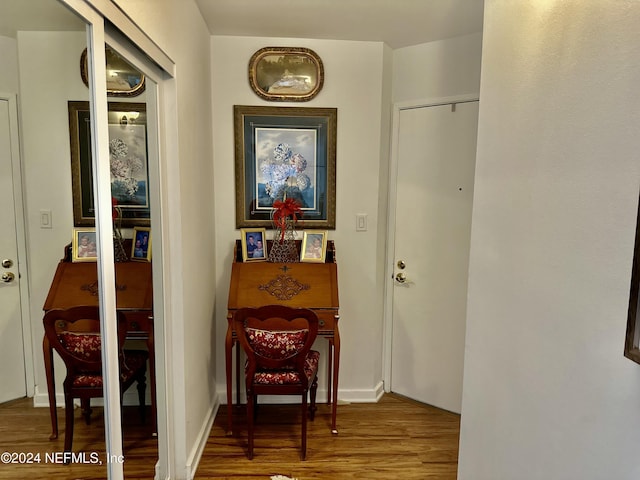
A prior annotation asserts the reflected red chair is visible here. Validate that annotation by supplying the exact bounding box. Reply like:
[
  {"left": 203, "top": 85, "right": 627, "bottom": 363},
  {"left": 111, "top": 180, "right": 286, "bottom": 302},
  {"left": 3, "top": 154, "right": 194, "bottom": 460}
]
[
  {"left": 233, "top": 305, "right": 320, "bottom": 460},
  {"left": 43, "top": 306, "right": 148, "bottom": 453}
]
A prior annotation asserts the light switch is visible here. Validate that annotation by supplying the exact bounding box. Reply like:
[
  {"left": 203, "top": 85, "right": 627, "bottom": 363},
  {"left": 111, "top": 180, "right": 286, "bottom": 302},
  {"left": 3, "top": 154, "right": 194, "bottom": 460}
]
[
  {"left": 356, "top": 213, "right": 367, "bottom": 232},
  {"left": 40, "top": 209, "right": 52, "bottom": 229}
]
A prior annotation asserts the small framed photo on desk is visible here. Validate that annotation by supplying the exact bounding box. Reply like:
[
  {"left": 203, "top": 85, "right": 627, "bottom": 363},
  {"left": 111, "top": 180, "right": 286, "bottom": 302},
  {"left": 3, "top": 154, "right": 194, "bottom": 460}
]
[
  {"left": 241, "top": 228, "right": 267, "bottom": 261},
  {"left": 301, "top": 230, "right": 327, "bottom": 263},
  {"left": 72, "top": 228, "right": 97, "bottom": 262},
  {"left": 131, "top": 226, "right": 152, "bottom": 262}
]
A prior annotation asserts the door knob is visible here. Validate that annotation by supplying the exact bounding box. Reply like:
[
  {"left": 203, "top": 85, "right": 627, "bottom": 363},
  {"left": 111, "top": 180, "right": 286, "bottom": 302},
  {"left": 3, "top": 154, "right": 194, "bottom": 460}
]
[
  {"left": 397, "top": 260, "right": 406, "bottom": 269},
  {"left": 395, "top": 272, "right": 407, "bottom": 283},
  {"left": 2, "top": 259, "right": 13, "bottom": 268},
  {"left": 1, "top": 272, "right": 15, "bottom": 283}
]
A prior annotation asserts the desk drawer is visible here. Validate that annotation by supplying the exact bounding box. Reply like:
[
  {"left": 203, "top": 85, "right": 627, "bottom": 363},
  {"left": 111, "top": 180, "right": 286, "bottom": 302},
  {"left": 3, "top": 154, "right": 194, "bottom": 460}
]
[
  {"left": 316, "top": 310, "right": 338, "bottom": 333},
  {"left": 121, "top": 310, "right": 153, "bottom": 338}
]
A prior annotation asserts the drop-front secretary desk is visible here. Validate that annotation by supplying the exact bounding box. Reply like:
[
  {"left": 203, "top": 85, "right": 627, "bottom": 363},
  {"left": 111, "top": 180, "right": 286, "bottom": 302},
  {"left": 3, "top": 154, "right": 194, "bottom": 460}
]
[
  {"left": 42, "top": 243, "right": 155, "bottom": 439},
  {"left": 226, "top": 240, "right": 340, "bottom": 434}
]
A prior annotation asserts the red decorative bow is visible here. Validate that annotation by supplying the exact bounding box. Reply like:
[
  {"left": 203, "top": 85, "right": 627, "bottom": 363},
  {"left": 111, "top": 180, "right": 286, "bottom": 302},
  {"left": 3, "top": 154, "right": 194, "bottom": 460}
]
[
  {"left": 112, "top": 197, "right": 119, "bottom": 221},
  {"left": 272, "top": 198, "right": 302, "bottom": 242}
]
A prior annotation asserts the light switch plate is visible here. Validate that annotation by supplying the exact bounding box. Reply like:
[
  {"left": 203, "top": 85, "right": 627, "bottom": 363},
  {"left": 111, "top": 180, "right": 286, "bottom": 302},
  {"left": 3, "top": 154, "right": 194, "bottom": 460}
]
[
  {"left": 40, "top": 209, "right": 52, "bottom": 229},
  {"left": 356, "top": 213, "right": 367, "bottom": 232}
]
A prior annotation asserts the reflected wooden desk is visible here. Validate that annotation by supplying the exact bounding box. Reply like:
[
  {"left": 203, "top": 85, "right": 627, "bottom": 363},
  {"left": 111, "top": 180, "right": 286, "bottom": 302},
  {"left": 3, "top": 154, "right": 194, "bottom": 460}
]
[
  {"left": 226, "top": 240, "right": 340, "bottom": 435},
  {"left": 42, "top": 257, "right": 155, "bottom": 439}
]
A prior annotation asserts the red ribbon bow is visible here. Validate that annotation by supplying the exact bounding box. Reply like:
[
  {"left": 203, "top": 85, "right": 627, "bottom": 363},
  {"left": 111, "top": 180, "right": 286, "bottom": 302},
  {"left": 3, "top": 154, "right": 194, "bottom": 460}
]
[{"left": 272, "top": 198, "right": 302, "bottom": 242}]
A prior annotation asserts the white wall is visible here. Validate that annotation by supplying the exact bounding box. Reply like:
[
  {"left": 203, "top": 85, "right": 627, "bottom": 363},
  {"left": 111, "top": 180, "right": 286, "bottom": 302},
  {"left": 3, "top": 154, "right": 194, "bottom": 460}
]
[
  {"left": 0, "top": 36, "right": 19, "bottom": 92},
  {"left": 393, "top": 32, "right": 482, "bottom": 103},
  {"left": 112, "top": 1, "right": 216, "bottom": 475},
  {"left": 211, "top": 36, "right": 389, "bottom": 402},
  {"left": 459, "top": 2, "right": 640, "bottom": 479},
  {"left": 17, "top": 31, "right": 90, "bottom": 400}
]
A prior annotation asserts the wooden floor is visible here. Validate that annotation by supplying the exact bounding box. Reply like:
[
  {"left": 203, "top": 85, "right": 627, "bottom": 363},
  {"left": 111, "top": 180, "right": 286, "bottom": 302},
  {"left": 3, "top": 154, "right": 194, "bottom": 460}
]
[
  {"left": 197, "top": 394, "right": 460, "bottom": 480},
  {"left": 0, "top": 397, "right": 157, "bottom": 480},
  {"left": 0, "top": 394, "right": 460, "bottom": 479}
]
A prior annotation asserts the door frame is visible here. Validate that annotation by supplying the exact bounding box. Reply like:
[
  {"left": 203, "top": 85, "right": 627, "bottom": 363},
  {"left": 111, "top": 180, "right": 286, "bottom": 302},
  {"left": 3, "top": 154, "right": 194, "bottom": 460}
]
[
  {"left": 1, "top": 92, "right": 34, "bottom": 397},
  {"left": 382, "top": 94, "right": 479, "bottom": 392}
]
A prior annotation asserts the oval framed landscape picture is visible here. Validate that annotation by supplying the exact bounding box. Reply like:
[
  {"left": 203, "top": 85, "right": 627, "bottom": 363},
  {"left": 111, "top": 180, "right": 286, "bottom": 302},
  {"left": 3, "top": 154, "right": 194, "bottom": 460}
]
[{"left": 248, "top": 47, "right": 324, "bottom": 102}]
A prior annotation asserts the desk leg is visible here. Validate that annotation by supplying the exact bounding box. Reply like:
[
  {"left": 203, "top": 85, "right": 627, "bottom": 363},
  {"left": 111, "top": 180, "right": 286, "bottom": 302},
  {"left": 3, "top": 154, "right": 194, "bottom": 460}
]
[
  {"left": 331, "top": 330, "right": 340, "bottom": 434},
  {"left": 326, "top": 340, "right": 333, "bottom": 404},
  {"left": 43, "top": 336, "right": 58, "bottom": 440},
  {"left": 147, "top": 326, "right": 157, "bottom": 436},
  {"left": 225, "top": 325, "right": 233, "bottom": 435}
]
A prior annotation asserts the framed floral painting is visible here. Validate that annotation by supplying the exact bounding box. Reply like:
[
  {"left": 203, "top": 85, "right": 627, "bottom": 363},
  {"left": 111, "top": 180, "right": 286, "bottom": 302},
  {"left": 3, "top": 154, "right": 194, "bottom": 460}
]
[
  {"left": 68, "top": 101, "right": 150, "bottom": 227},
  {"left": 233, "top": 105, "right": 337, "bottom": 229}
]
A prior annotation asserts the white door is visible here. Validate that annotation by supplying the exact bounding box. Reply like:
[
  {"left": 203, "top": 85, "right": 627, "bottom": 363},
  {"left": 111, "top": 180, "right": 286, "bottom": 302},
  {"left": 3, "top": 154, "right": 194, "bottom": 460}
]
[
  {"left": 0, "top": 97, "right": 27, "bottom": 404},
  {"left": 390, "top": 101, "right": 478, "bottom": 413}
]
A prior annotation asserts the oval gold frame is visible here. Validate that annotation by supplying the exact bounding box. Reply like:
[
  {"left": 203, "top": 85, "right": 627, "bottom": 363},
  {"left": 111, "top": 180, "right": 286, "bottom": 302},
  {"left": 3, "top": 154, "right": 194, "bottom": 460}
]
[
  {"left": 80, "top": 46, "right": 146, "bottom": 97},
  {"left": 249, "top": 47, "right": 324, "bottom": 102}
]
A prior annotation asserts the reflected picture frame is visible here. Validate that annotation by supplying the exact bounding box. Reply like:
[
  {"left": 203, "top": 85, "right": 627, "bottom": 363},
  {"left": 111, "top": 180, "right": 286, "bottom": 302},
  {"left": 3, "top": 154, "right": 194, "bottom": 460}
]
[
  {"left": 131, "top": 226, "right": 152, "bottom": 262},
  {"left": 248, "top": 46, "right": 324, "bottom": 102},
  {"left": 80, "top": 46, "right": 146, "bottom": 97},
  {"left": 234, "top": 105, "right": 337, "bottom": 229},
  {"left": 68, "top": 101, "right": 150, "bottom": 228},
  {"left": 300, "top": 230, "right": 328, "bottom": 263},
  {"left": 240, "top": 228, "right": 268, "bottom": 262},
  {"left": 72, "top": 228, "right": 98, "bottom": 262}
]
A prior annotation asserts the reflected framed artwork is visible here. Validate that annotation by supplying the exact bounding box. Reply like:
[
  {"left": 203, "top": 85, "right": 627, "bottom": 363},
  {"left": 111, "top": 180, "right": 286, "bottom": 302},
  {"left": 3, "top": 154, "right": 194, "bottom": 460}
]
[
  {"left": 80, "top": 46, "right": 146, "bottom": 97},
  {"left": 248, "top": 47, "right": 324, "bottom": 102},
  {"left": 72, "top": 228, "right": 97, "bottom": 262},
  {"left": 131, "top": 226, "right": 152, "bottom": 262},
  {"left": 234, "top": 105, "right": 337, "bottom": 229},
  {"left": 68, "top": 101, "right": 150, "bottom": 228}
]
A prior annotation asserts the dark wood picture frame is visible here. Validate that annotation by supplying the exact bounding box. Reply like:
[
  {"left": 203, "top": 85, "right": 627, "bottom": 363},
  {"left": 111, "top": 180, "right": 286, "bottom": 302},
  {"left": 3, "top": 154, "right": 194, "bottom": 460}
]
[
  {"left": 68, "top": 101, "right": 150, "bottom": 228},
  {"left": 233, "top": 105, "right": 337, "bottom": 229}
]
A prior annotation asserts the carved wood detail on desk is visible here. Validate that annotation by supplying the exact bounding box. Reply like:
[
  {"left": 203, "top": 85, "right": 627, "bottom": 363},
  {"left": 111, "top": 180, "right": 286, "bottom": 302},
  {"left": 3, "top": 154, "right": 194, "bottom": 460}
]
[{"left": 258, "top": 273, "right": 311, "bottom": 300}]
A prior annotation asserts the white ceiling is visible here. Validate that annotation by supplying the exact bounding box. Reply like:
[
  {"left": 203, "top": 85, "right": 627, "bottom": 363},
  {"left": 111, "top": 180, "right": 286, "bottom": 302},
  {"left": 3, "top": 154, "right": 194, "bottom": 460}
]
[
  {"left": 0, "top": 0, "right": 484, "bottom": 49},
  {"left": 195, "top": 0, "right": 485, "bottom": 49}
]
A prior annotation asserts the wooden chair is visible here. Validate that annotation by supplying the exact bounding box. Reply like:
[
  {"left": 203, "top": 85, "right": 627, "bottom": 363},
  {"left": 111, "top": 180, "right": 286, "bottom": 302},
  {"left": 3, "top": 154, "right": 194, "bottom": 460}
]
[
  {"left": 43, "top": 306, "right": 148, "bottom": 453},
  {"left": 233, "top": 305, "right": 320, "bottom": 460}
]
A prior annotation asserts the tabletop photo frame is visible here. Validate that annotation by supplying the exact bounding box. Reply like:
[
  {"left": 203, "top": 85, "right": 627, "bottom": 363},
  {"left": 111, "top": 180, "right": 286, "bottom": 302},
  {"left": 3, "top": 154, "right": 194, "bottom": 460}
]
[
  {"left": 131, "top": 226, "right": 152, "bottom": 262},
  {"left": 240, "top": 228, "right": 268, "bottom": 262},
  {"left": 72, "top": 228, "right": 98, "bottom": 262},
  {"left": 300, "top": 230, "right": 328, "bottom": 263}
]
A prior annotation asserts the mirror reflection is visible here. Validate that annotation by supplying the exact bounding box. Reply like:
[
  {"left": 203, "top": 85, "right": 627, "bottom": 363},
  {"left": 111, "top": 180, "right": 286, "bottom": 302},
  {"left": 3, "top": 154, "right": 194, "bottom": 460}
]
[{"left": 0, "top": 1, "right": 157, "bottom": 477}]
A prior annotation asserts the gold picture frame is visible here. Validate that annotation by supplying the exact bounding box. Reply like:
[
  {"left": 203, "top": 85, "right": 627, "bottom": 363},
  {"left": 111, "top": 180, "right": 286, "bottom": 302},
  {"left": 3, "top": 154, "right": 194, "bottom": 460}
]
[
  {"left": 240, "top": 228, "right": 268, "bottom": 262},
  {"left": 248, "top": 47, "right": 324, "bottom": 102},
  {"left": 300, "top": 230, "right": 328, "bottom": 263},
  {"left": 80, "top": 46, "right": 146, "bottom": 97},
  {"left": 131, "top": 227, "right": 152, "bottom": 262},
  {"left": 72, "top": 228, "right": 97, "bottom": 262}
]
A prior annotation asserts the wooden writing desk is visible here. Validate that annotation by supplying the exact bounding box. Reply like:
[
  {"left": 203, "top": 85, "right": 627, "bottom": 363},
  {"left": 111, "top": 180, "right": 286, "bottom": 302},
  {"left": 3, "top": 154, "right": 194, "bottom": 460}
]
[
  {"left": 42, "top": 248, "right": 155, "bottom": 439},
  {"left": 226, "top": 240, "right": 340, "bottom": 434}
]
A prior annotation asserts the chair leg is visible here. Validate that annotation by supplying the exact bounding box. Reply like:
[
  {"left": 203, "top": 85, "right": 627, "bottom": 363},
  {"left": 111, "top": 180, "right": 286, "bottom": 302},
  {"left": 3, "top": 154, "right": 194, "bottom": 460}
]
[
  {"left": 309, "top": 374, "right": 318, "bottom": 421},
  {"left": 64, "top": 393, "right": 75, "bottom": 458},
  {"left": 136, "top": 373, "right": 147, "bottom": 424},
  {"left": 301, "top": 390, "right": 308, "bottom": 460},
  {"left": 247, "top": 390, "right": 255, "bottom": 460},
  {"left": 81, "top": 398, "right": 92, "bottom": 425}
]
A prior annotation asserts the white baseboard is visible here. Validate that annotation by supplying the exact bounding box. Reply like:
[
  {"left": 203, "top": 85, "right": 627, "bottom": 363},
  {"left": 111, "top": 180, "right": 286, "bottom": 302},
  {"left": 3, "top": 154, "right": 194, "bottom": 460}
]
[
  {"left": 216, "top": 380, "right": 385, "bottom": 405},
  {"left": 185, "top": 395, "right": 219, "bottom": 480}
]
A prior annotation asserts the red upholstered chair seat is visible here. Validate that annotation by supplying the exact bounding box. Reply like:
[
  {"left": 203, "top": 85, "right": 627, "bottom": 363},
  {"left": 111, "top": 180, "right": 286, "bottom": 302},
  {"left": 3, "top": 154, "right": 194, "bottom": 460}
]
[
  {"left": 43, "top": 306, "right": 148, "bottom": 454},
  {"left": 253, "top": 350, "right": 320, "bottom": 385}
]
